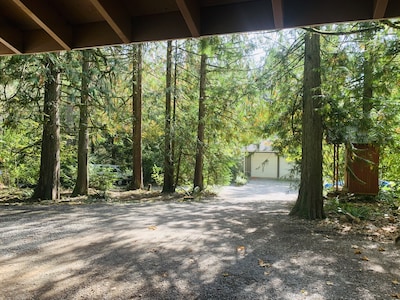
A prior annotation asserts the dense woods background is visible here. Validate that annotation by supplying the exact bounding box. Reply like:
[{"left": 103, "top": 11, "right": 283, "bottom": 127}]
[
  {"left": 0, "top": 35, "right": 267, "bottom": 193},
  {"left": 1, "top": 22, "right": 400, "bottom": 216}
]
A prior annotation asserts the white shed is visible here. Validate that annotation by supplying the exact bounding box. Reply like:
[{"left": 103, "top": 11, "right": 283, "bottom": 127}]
[{"left": 244, "top": 141, "right": 296, "bottom": 179}]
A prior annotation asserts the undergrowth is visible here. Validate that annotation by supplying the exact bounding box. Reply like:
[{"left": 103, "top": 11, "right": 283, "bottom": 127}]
[{"left": 324, "top": 188, "right": 400, "bottom": 221}]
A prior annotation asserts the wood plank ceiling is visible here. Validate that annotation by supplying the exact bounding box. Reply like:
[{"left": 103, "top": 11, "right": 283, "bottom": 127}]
[{"left": 0, "top": 0, "right": 398, "bottom": 55}]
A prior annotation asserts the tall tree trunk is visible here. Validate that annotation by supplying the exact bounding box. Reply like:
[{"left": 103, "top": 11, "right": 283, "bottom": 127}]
[
  {"left": 162, "top": 40, "right": 175, "bottom": 193},
  {"left": 110, "top": 135, "right": 117, "bottom": 165},
  {"left": 193, "top": 40, "right": 208, "bottom": 191},
  {"left": 175, "top": 147, "right": 182, "bottom": 187},
  {"left": 32, "top": 54, "right": 61, "bottom": 201},
  {"left": 72, "top": 50, "right": 90, "bottom": 196},
  {"left": 172, "top": 41, "right": 179, "bottom": 187},
  {"left": 290, "top": 32, "right": 324, "bottom": 219},
  {"left": 362, "top": 30, "right": 374, "bottom": 130},
  {"left": 130, "top": 43, "right": 144, "bottom": 190}
]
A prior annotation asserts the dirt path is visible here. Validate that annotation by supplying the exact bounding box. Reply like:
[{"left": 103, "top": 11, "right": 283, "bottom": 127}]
[{"left": 0, "top": 179, "right": 399, "bottom": 299}]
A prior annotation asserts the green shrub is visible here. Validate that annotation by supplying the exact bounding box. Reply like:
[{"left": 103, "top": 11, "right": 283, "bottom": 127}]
[
  {"left": 324, "top": 197, "right": 341, "bottom": 214},
  {"left": 377, "top": 187, "right": 400, "bottom": 209},
  {"left": 341, "top": 203, "right": 372, "bottom": 220},
  {"left": 151, "top": 164, "right": 164, "bottom": 186},
  {"left": 89, "top": 166, "right": 115, "bottom": 191},
  {"left": 234, "top": 172, "right": 248, "bottom": 186},
  {"left": 324, "top": 197, "right": 374, "bottom": 220}
]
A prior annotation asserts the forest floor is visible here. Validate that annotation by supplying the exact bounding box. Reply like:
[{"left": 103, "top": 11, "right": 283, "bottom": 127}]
[{"left": 0, "top": 179, "right": 400, "bottom": 299}]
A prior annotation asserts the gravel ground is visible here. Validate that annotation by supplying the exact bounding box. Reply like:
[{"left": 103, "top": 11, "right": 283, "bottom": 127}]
[{"left": 0, "top": 179, "right": 399, "bottom": 300}]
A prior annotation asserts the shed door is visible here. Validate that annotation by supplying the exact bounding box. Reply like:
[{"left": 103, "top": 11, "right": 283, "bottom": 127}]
[
  {"left": 346, "top": 144, "right": 379, "bottom": 195},
  {"left": 251, "top": 152, "right": 278, "bottom": 178}
]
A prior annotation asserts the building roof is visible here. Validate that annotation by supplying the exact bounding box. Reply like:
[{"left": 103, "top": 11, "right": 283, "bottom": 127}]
[{"left": 0, "top": 0, "right": 399, "bottom": 55}]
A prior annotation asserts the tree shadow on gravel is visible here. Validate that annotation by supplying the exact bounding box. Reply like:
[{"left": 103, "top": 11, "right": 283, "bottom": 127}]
[{"left": 0, "top": 180, "right": 399, "bottom": 299}]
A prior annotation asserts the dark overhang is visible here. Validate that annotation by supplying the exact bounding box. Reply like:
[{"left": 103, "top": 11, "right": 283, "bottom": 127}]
[{"left": 0, "top": 0, "right": 398, "bottom": 55}]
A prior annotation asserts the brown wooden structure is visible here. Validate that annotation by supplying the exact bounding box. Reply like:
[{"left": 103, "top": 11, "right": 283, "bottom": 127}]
[
  {"left": 0, "top": 0, "right": 399, "bottom": 55},
  {"left": 346, "top": 144, "right": 379, "bottom": 195}
]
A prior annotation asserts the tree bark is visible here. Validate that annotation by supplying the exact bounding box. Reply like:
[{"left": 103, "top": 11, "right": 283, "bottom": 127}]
[
  {"left": 162, "top": 40, "right": 175, "bottom": 193},
  {"left": 32, "top": 54, "right": 61, "bottom": 201},
  {"left": 193, "top": 40, "right": 208, "bottom": 191},
  {"left": 130, "top": 44, "right": 144, "bottom": 190},
  {"left": 289, "top": 32, "right": 324, "bottom": 219},
  {"left": 361, "top": 30, "right": 374, "bottom": 129},
  {"left": 72, "top": 50, "right": 90, "bottom": 196},
  {"left": 172, "top": 42, "right": 179, "bottom": 187}
]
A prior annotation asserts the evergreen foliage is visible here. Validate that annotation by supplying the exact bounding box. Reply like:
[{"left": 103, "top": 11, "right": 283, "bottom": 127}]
[
  {"left": 0, "top": 35, "right": 266, "bottom": 190},
  {"left": 2, "top": 21, "right": 400, "bottom": 204}
]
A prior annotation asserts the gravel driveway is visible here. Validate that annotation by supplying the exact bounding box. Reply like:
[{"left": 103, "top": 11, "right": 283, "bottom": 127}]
[{"left": 0, "top": 179, "right": 399, "bottom": 299}]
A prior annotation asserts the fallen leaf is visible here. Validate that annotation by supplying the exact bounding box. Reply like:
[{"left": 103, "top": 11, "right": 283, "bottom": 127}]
[
  {"left": 300, "top": 289, "right": 308, "bottom": 295},
  {"left": 148, "top": 225, "right": 157, "bottom": 230},
  {"left": 326, "top": 281, "right": 334, "bottom": 286},
  {"left": 382, "top": 226, "right": 397, "bottom": 233},
  {"left": 222, "top": 273, "right": 229, "bottom": 277},
  {"left": 264, "top": 271, "right": 270, "bottom": 276},
  {"left": 237, "top": 246, "right": 246, "bottom": 256},
  {"left": 354, "top": 249, "right": 362, "bottom": 255},
  {"left": 392, "top": 279, "right": 400, "bottom": 285},
  {"left": 258, "top": 259, "right": 271, "bottom": 268},
  {"left": 361, "top": 256, "right": 369, "bottom": 261},
  {"left": 378, "top": 247, "right": 386, "bottom": 252},
  {"left": 391, "top": 293, "right": 400, "bottom": 299},
  {"left": 237, "top": 246, "right": 245, "bottom": 251}
]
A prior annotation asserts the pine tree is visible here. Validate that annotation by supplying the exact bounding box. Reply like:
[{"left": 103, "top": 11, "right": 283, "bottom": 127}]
[
  {"left": 193, "top": 39, "right": 208, "bottom": 191},
  {"left": 289, "top": 31, "right": 324, "bottom": 219},
  {"left": 72, "top": 50, "right": 91, "bottom": 196},
  {"left": 130, "top": 44, "right": 144, "bottom": 190},
  {"left": 32, "top": 54, "right": 61, "bottom": 201},
  {"left": 162, "top": 40, "right": 175, "bottom": 193}
]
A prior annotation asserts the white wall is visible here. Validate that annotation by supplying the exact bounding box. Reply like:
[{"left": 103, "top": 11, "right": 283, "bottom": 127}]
[
  {"left": 249, "top": 152, "right": 296, "bottom": 179},
  {"left": 278, "top": 156, "right": 294, "bottom": 179},
  {"left": 251, "top": 152, "right": 278, "bottom": 178}
]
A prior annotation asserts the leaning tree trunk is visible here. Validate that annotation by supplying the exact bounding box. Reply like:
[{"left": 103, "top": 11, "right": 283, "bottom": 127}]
[
  {"left": 193, "top": 40, "right": 208, "bottom": 191},
  {"left": 32, "top": 55, "right": 61, "bottom": 201},
  {"left": 162, "top": 40, "right": 175, "bottom": 193},
  {"left": 289, "top": 31, "right": 324, "bottom": 219},
  {"left": 72, "top": 50, "right": 90, "bottom": 196},
  {"left": 130, "top": 43, "right": 144, "bottom": 190}
]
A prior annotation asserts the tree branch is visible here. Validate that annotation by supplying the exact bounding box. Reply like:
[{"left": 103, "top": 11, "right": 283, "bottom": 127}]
[
  {"left": 303, "top": 24, "right": 383, "bottom": 36},
  {"left": 381, "top": 19, "right": 400, "bottom": 30}
]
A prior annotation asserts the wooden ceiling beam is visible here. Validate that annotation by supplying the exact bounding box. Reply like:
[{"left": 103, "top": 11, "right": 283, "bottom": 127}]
[
  {"left": 0, "top": 39, "right": 22, "bottom": 54},
  {"left": 176, "top": 0, "right": 200, "bottom": 37},
  {"left": 11, "top": 0, "right": 72, "bottom": 51},
  {"left": 74, "top": 22, "right": 125, "bottom": 49},
  {"left": 271, "top": 0, "right": 284, "bottom": 29},
  {"left": 89, "top": 0, "right": 131, "bottom": 43},
  {"left": 0, "top": 23, "right": 23, "bottom": 54},
  {"left": 373, "top": 0, "right": 389, "bottom": 19},
  {"left": 131, "top": 12, "right": 192, "bottom": 42}
]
